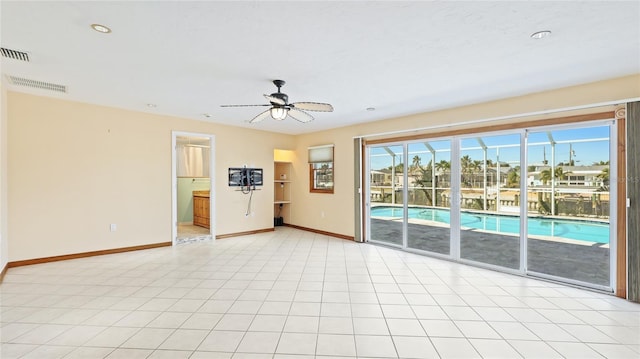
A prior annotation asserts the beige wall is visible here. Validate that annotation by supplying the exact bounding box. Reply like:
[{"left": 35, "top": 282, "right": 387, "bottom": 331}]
[
  {"left": 291, "top": 74, "right": 640, "bottom": 238},
  {"left": 4, "top": 74, "right": 639, "bottom": 263},
  {"left": 7, "top": 92, "right": 294, "bottom": 261},
  {"left": 1, "top": 83, "right": 8, "bottom": 270},
  {"left": 274, "top": 149, "right": 296, "bottom": 163},
  {"left": 290, "top": 130, "right": 355, "bottom": 234}
]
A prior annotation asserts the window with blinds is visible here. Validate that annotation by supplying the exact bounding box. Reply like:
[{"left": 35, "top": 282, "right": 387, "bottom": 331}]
[{"left": 308, "top": 144, "right": 334, "bottom": 193}]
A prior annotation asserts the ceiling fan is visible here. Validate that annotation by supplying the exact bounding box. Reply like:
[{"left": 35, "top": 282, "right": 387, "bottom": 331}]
[{"left": 221, "top": 80, "right": 333, "bottom": 123}]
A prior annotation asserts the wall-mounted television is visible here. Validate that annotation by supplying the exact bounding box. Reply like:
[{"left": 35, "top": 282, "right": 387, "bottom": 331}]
[{"left": 228, "top": 167, "right": 263, "bottom": 187}]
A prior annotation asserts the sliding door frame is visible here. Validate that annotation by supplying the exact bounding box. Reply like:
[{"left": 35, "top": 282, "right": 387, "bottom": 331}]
[
  {"left": 522, "top": 120, "right": 617, "bottom": 292},
  {"left": 363, "top": 111, "right": 621, "bottom": 294}
]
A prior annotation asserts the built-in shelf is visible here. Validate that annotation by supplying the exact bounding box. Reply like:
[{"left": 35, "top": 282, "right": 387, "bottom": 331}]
[{"left": 274, "top": 161, "right": 292, "bottom": 226}]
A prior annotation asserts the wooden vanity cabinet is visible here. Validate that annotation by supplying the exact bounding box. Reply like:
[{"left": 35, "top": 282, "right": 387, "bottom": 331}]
[{"left": 193, "top": 191, "right": 210, "bottom": 228}]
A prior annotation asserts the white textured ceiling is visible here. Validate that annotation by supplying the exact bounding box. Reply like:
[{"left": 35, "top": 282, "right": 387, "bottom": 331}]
[{"left": 1, "top": 1, "right": 639, "bottom": 135}]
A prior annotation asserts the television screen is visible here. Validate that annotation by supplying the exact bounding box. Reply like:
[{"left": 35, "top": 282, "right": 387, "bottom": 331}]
[
  {"left": 228, "top": 168, "right": 244, "bottom": 187},
  {"left": 228, "top": 167, "right": 263, "bottom": 187},
  {"left": 249, "top": 168, "right": 263, "bottom": 186}
]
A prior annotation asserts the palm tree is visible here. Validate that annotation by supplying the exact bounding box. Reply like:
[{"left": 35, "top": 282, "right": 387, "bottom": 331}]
[
  {"left": 412, "top": 160, "right": 434, "bottom": 205},
  {"left": 506, "top": 167, "right": 520, "bottom": 188},
  {"left": 460, "top": 155, "right": 474, "bottom": 187},
  {"left": 539, "top": 168, "right": 552, "bottom": 185},
  {"left": 540, "top": 166, "right": 569, "bottom": 185},
  {"left": 597, "top": 167, "right": 609, "bottom": 188},
  {"left": 538, "top": 166, "right": 570, "bottom": 215},
  {"left": 460, "top": 155, "right": 472, "bottom": 169},
  {"left": 411, "top": 155, "right": 421, "bottom": 172},
  {"left": 435, "top": 160, "right": 450, "bottom": 172},
  {"left": 435, "top": 160, "right": 451, "bottom": 188},
  {"left": 555, "top": 166, "right": 570, "bottom": 183},
  {"left": 470, "top": 160, "right": 482, "bottom": 187}
]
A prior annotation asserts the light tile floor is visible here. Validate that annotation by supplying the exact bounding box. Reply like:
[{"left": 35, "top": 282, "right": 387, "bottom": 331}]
[
  {"left": 177, "top": 224, "right": 212, "bottom": 245},
  {"left": 1, "top": 227, "right": 639, "bottom": 358}
]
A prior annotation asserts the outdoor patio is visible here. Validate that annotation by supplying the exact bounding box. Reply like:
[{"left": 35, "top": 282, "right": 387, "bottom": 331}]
[{"left": 370, "top": 218, "right": 610, "bottom": 287}]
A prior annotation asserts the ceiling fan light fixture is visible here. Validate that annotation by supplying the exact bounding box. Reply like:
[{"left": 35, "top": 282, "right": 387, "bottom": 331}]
[
  {"left": 221, "top": 79, "right": 332, "bottom": 124},
  {"left": 270, "top": 107, "right": 288, "bottom": 120}
]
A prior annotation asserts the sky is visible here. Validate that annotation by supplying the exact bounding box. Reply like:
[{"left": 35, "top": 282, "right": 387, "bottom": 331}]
[{"left": 369, "top": 125, "right": 610, "bottom": 171}]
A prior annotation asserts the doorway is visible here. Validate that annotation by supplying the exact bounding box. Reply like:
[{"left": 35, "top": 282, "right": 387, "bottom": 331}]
[{"left": 172, "top": 131, "right": 215, "bottom": 245}]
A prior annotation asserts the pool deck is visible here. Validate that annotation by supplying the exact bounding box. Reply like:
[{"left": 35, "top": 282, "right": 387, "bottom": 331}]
[{"left": 370, "top": 218, "right": 610, "bottom": 287}]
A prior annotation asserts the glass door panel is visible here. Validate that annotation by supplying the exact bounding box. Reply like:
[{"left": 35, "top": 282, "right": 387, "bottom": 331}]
[
  {"left": 459, "top": 134, "right": 521, "bottom": 269},
  {"left": 526, "top": 125, "right": 611, "bottom": 287},
  {"left": 406, "top": 140, "right": 452, "bottom": 255},
  {"left": 368, "top": 145, "right": 404, "bottom": 246}
]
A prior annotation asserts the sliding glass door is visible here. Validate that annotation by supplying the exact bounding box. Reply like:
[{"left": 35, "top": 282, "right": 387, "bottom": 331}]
[
  {"left": 368, "top": 145, "right": 404, "bottom": 247},
  {"left": 459, "top": 134, "right": 521, "bottom": 270},
  {"left": 365, "top": 119, "right": 615, "bottom": 291},
  {"left": 406, "top": 140, "right": 452, "bottom": 255},
  {"left": 525, "top": 124, "right": 612, "bottom": 287}
]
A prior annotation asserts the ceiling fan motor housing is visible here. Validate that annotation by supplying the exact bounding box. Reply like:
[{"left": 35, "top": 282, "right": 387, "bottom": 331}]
[{"left": 269, "top": 92, "right": 288, "bottom": 106}]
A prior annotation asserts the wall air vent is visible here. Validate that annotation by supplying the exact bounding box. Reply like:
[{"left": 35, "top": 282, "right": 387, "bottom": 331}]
[
  {"left": 1, "top": 47, "right": 30, "bottom": 62},
  {"left": 7, "top": 75, "right": 67, "bottom": 93}
]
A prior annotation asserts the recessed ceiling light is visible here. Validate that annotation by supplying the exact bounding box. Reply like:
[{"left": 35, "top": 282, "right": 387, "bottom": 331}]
[
  {"left": 203, "top": 113, "right": 212, "bottom": 118},
  {"left": 91, "top": 23, "right": 112, "bottom": 34},
  {"left": 530, "top": 30, "right": 551, "bottom": 39},
  {"left": 366, "top": 107, "right": 376, "bottom": 111},
  {"left": 146, "top": 103, "right": 157, "bottom": 108}
]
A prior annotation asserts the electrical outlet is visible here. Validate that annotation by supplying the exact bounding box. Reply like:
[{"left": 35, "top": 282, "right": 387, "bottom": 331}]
[
  {"left": 321, "top": 211, "right": 325, "bottom": 218},
  {"left": 110, "top": 223, "right": 117, "bottom": 232}
]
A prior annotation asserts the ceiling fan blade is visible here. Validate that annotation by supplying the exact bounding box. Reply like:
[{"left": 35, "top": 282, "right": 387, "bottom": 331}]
[
  {"left": 249, "top": 109, "right": 271, "bottom": 124},
  {"left": 288, "top": 108, "right": 314, "bottom": 123},
  {"left": 264, "top": 94, "right": 286, "bottom": 105},
  {"left": 291, "top": 102, "right": 334, "bottom": 112},
  {"left": 220, "top": 104, "right": 270, "bottom": 107}
]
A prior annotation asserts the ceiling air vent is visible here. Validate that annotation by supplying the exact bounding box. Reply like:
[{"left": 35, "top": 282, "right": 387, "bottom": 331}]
[
  {"left": 1, "top": 47, "right": 30, "bottom": 62},
  {"left": 7, "top": 75, "right": 67, "bottom": 93}
]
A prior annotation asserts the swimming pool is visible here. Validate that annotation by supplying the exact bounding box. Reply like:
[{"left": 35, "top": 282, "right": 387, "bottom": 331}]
[{"left": 370, "top": 206, "right": 610, "bottom": 244}]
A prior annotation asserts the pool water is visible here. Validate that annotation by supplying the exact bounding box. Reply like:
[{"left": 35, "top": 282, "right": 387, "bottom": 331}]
[{"left": 370, "top": 207, "right": 610, "bottom": 244}]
